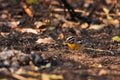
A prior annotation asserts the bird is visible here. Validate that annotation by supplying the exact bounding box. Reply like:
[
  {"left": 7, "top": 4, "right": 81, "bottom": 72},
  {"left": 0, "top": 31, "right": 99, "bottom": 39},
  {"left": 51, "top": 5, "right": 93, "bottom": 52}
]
[
  {"left": 66, "top": 36, "right": 83, "bottom": 50},
  {"left": 66, "top": 36, "right": 114, "bottom": 55}
]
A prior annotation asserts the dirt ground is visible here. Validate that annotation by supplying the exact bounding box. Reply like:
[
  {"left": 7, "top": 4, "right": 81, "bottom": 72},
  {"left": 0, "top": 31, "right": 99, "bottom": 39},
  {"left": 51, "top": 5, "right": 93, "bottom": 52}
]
[{"left": 0, "top": 0, "right": 120, "bottom": 80}]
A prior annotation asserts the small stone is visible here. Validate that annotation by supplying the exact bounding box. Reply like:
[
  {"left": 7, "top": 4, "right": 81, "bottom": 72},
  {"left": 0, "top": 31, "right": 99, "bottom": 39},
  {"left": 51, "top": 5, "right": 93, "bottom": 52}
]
[{"left": 31, "top": 53, "right": 43, "bottom": 66}]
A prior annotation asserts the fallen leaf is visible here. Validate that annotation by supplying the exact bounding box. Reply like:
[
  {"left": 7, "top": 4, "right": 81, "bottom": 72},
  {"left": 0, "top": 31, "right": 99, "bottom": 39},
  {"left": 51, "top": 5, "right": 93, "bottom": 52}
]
[
  {"left": 88, "top": 24, "right": 105, "bottom": 30},
  {"left": 103, "top": 19, "right": 119, "bottom": 28},
  {"left": 7, "top": 21, "right": 20, "bottom": 28},
  {"left": 15, "top": 67, "right": 26, "bottom": 74},
  {"left": 1, "top": 14, "right": 8, "bottom": 19},
  {"left": 15, "top": 28, "right": 39, "bottom": 34},
  {"left": 47, "top": 26, "right": 55, "bottom": 31},
  {"left": 12, "top": 74, "right": 28, "bottom": 80},
  {"left": 26, "top": 0, "right": 39, "bottom": 4},
  {"left": 36, "top": 37, "right": 55, "bottom": 44},
  {"left": 21, "top": 2, "right": 33, "bottom": 17},
  {"left": 98, "top": 69, "right": 109, "bottom": 76},
  {"left": 34, "top": 21, "right": 46, "bottom": 28},
  {"left": 58, "top": 33, "right": 64, "bottom": 39},
  {"left": 12, "top": 74, "right": 36, "bottom": 80},
  {"left": 49, "top": 74, "right": 63, "bottom": 80},
  {"left": 91, "top": 63, "right": 103, "bottom": 68},
  {"left": 20, "top": 28, "right": 38, "bottom": 34},
  {"left": 40, "top": 63, "right": 51, "bottom": 69},
  {"left": 105, "top": 0, "right": 117, "bottom": 4},
  {"left": 102, "top": 7, "right": 119, "bottom": 27},
  {"left": 26, "top": 71, "right": 41, "bottom": 77},
  {"left": 0, "top": 32, "right": 9, "bottom": 37},
  {"left": 112, "top": 36, "right": 120, "bottom": 42},
  {"left": 41, "top": 73, "right": 63, "bottom": 80},
  {"left": 62, "top": 21, "right": 80, "bottom": 28},
  {"left": 81, "top": 23, "right": 89, "bottom": 29},
  {"left": 103, "top": 7, "right": 112, "bottom": 19},
  {"left": 41, "top": 74, "right": 50, "bottom": 80}
]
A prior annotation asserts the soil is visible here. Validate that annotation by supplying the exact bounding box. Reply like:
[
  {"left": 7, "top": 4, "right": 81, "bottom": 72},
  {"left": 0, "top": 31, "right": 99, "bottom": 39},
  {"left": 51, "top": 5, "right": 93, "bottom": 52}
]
[{"left": 0, "top": 0, "right": 120, "bottom": 80}]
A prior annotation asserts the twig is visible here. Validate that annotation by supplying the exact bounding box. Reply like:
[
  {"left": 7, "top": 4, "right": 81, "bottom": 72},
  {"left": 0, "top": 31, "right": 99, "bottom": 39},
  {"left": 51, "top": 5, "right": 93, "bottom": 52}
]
[
  {"left": 60, "top": 0, "right": 102, "bottom": 24},
  {"left": 52, "top": 8, "right": 120, "bottom": 17},
  {"left": 84, "top": 48, "right": 114, "bottom": 55}
]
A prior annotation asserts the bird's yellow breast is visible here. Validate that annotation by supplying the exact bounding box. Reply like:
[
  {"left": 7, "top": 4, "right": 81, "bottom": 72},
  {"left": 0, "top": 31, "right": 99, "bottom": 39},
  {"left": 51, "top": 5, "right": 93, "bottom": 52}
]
[{"left": 67, "top": 43, "right": 81, "bottom": 50}]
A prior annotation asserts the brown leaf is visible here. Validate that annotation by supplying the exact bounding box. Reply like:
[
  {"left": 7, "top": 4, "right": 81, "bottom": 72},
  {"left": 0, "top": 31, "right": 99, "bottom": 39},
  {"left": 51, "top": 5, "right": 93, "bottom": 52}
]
[
  {"left": 112, "top": 36, "right": 120, "bottom": 42},
  {"left": 58, "top": 33, "right": 64, "bottom": 39},
  {"left": 0, "top": 32, "right": 9, "bottom": 37},
  {"left": 91, "top": 64, "right": 103, "bottom": 68},
  {"left": 15, "top": 28, "right": 39, "bottom": 34},
  {"left": 21, "top": 2, "right": 33, "bottom": 17},
  {"left": 88, "top": 24, "right": 105, "bottom": 30},
  {"left": 81, "top": 23, "right": 88, "bottom": 29},
  {"left": 36, "top": 37, "right": 55, "bottom": 44},
  {"left": 103, "top": 19, "right": 119, "bottom": 28},
  {"left": 41, "top": 74, "right": 50, "bottom": 80},
  {"left": 34, "top": 21, "right": 46, "bottom": 29},
  {"left": 41, "top": 73, "right": 63, "bottom": 80},
  {"left": 98, "top": 69, "right": 109, "bottom": 76}
]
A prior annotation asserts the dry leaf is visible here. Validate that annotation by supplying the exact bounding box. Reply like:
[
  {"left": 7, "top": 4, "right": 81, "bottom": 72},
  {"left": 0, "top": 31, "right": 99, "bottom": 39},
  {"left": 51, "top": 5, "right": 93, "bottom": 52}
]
[
  {"left": 58, "top": 33, "right": 64, "bottom": 39},
  {"left": 15, "top": 67, "right": 26, "bottom": 74},
  {"left": 62, "top": 21, "right": 80, "bottom": 28},
  {"left": 103, "top": 7, "right": 112, "bottom": 19},
  {"left": 36, "top": 37, "right": 55, "bottom": 44},
  {"left": 0, "top": 32, "right": 9, "bottom": 37},
  {"left": 49, "top": 74, "right": 63, "bottom": 80},
  {"left": 105, "top": 0, "right": 117, "bottom": 4},
  {"left": 12, "top": 74, "right": 28, "bottom": 80},
  {"left": 41, "top": 73, "right": 63, "bottom": 80},
  {"left": 40, "top": 63, "right": 51, "bottom": 69},
  {"left": 98, "top": 69, "right": 109, "bottom": 76},
  {"left": 41, "top": 74, "right": 50, "bottom": 80},
  {"left": 12, "top": 74, "right": 36, "bottom": 80},
  {"left": 1, "top": 14, "right": 7, "bottom": 19},
  {"left": 21, "top": 2, "right": 33, "bottom": 17},
  {"left": 102, "top": 7, "right": 119, "bottom": 27},
  {"left": 81, "top": 23, "right": 89, "bottom": 29},
  {"left": 26, "top": 71, "right": 41, "bottom": 77},
  {"left": 15, "top": 28, "right": 39, "bottom": 34},
  {"left": 103, "top": 19, "right": 119, "bottom": 27},
  {"left": 112, "top": 36, "right": 120, "bottom": 42},
  {"left": 47, "top": 26, "right": 55, "bottom": 31},
  {"left": 26, "top": 0, "right": 39, "bottom": 4},
  {"left": 7, "top": 21, "right": 20, "bottom": 28},
  {"left": 34, "top": 21, "right": 46, "bottom": 28},
  {"left": 91, "top": 64, "right": 103, "bottom": 68},
  {"left": 88, "top": 24, "right": 105, "bottom": 30}
]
